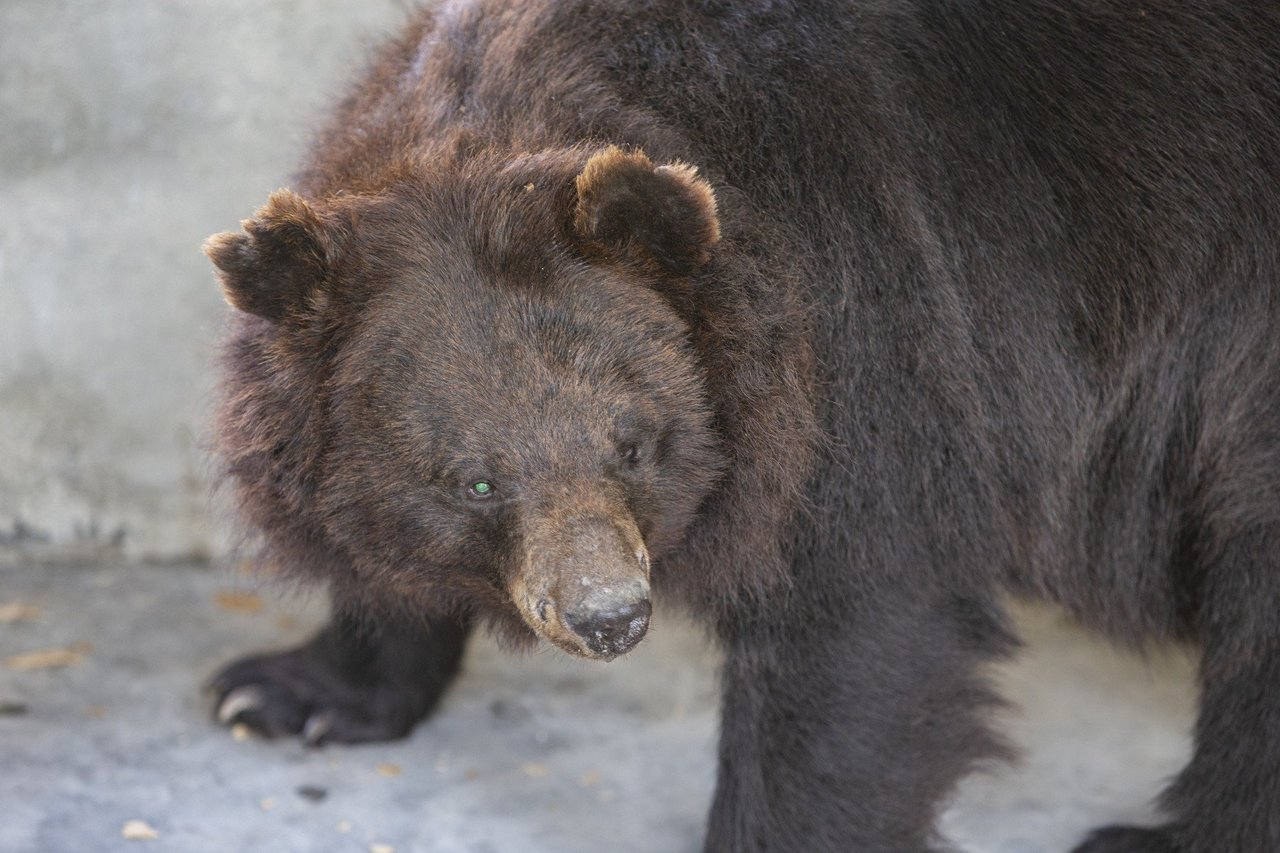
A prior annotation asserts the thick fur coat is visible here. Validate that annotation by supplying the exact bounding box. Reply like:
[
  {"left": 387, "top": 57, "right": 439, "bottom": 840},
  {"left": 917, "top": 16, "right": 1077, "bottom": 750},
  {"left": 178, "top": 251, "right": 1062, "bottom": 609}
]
[{"left": 206, "top": 2, "right": 1280, "bottom": 851}]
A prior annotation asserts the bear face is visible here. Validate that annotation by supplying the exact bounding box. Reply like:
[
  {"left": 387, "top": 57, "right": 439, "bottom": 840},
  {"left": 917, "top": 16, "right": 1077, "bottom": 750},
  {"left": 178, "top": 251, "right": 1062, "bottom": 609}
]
[{"left": 207, "top": 146, "right": 725, "bottom": 659}]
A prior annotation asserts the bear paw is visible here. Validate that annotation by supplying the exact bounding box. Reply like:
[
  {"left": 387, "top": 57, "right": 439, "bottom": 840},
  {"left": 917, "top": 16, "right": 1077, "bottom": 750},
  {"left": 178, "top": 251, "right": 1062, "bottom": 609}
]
[
  {"left": 1071, "top": 825, "right": 1180, "bottom": 853},
  {"left": 208, "top": 648, "right": 425, "bottom": 746}
]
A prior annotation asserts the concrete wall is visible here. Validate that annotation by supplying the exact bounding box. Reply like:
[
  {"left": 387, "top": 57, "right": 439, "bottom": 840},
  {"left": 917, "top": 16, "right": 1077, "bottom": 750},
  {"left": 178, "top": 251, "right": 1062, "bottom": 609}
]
[{"left": 0, "top": 0, "right": 409, "bottom": 563}]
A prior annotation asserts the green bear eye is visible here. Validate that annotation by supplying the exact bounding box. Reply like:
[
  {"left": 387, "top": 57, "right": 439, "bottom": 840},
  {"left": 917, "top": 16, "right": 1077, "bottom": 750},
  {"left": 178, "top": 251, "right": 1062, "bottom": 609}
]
[{"left": 468, "top": 480, "right": 494, "bottom": 499}]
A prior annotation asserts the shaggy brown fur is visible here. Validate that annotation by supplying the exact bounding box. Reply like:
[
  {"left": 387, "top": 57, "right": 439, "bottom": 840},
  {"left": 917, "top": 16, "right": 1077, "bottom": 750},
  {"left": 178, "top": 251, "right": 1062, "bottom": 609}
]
[{"left": 207, "top": 2, "right": 1280, "bottom": 851}]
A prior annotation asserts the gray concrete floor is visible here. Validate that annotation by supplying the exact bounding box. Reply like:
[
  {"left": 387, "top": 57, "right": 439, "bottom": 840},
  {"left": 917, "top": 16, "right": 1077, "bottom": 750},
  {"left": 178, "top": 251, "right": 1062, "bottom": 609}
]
[{"left": 0, "top": 563, "right": 1196, "bottom": 853}]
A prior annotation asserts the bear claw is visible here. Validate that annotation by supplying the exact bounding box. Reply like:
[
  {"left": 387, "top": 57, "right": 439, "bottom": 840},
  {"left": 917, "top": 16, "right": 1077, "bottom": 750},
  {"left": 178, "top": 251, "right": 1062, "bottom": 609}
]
[
  {"left": 217, "top": 686, "right": 265, "bottom": 725},
  {"left": 302, "top": 712, "right": 333, "bottom": 746}
]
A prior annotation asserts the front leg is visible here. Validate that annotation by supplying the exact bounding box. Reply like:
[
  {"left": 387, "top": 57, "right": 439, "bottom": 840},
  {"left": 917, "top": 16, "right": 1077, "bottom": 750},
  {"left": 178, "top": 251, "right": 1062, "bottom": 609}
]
[
  {"left": 209, "top": 601, "right": 469, "bottom": 745},
  {"left": 706, "top": 589, "right": 1015, "bottom": 853}
]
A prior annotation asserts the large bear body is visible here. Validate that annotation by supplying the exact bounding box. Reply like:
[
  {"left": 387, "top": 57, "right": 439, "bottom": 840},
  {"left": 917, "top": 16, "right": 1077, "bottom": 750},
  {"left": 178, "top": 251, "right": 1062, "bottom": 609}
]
[{"left": 206, "top": 2, "right": 1280, "bottom": 851}]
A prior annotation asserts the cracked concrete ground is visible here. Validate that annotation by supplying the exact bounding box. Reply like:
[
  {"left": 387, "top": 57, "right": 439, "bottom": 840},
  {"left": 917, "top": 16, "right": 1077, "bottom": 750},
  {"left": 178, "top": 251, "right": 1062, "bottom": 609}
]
[{"left": 1, "top": 562, "right": 1195, "bottom": 853}]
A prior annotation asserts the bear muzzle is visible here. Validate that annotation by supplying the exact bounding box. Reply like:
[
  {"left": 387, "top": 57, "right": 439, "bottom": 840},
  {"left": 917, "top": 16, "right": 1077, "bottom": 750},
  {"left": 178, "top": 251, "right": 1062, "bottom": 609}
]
[
  {"left": 563, "top": 580, "right": 652, "bottom": 658},
  {"left": 511, "top": 512, "right": 652, "bottom": 660}
]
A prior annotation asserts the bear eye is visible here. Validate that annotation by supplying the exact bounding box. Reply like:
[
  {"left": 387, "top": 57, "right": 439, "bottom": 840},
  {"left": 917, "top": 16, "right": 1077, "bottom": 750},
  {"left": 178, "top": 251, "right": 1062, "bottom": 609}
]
[
  {"left": 467, "top": 480, "right": 496, "bottom": 499},
  {"left": 618, "top": 442, "right": 641, "bottom": 467}
]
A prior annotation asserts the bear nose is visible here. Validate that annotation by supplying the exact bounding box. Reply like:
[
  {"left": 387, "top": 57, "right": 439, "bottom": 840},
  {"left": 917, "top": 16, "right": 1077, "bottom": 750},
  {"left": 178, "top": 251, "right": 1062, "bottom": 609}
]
[{"left": 564, "top": 594, "right": 652, "bottom": 658}]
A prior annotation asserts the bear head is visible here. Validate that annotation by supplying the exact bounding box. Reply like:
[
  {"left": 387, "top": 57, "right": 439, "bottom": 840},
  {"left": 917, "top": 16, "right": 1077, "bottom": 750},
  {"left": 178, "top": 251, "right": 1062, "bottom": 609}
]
[{"left": 205, "top": 146, "right": 726, "bottom": 659}]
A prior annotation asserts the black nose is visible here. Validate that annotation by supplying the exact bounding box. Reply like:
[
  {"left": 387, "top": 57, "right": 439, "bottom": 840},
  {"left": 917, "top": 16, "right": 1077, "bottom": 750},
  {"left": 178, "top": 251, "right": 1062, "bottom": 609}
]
[{"left": 565, "top": 597, "right": 652, "bottom": 657}]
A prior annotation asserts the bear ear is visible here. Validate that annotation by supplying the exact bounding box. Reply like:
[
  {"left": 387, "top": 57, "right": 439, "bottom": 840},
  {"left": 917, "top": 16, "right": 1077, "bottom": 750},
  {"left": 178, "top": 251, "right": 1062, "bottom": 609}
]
[
  {"left": 572, "top": 146, "right": 720, "bottom": 275},
  {"left": 203, "top": 189, "right": 340, "bottom": 322}
]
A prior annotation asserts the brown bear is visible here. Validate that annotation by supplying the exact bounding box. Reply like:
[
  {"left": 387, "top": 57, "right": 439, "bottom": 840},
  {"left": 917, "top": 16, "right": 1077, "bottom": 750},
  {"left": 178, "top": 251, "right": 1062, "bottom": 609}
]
[{"left": 204, "top": 2, "right": 1280, "bottom": 851}]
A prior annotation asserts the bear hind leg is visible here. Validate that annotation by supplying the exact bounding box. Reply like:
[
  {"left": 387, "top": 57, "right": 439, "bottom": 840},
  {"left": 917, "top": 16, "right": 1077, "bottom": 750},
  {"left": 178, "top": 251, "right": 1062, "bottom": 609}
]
[
  {"left": 1074, "top": 530, "right": 1280, "bottom": 852},
  {"left": 1153, "top": 639, "right": 1280, "bottom": 851},
  {"left": 1071, "top": 826, "right": 1178, "bottom": 853}
]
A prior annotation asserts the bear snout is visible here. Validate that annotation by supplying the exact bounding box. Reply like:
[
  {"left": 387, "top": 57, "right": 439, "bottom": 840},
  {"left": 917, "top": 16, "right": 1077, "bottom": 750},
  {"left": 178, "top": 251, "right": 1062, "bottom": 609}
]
[
  {"left": 564, "top": 581, "right": 652, "bottom": 658},
  {"left": 511, "top": 511, "right": 652, "bottom": 660}
]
